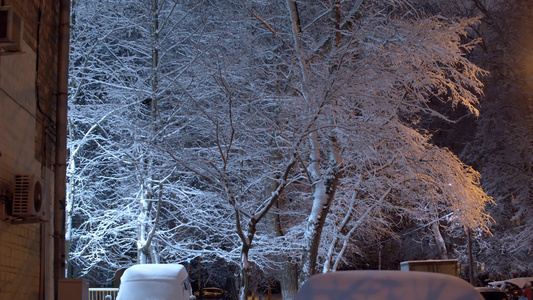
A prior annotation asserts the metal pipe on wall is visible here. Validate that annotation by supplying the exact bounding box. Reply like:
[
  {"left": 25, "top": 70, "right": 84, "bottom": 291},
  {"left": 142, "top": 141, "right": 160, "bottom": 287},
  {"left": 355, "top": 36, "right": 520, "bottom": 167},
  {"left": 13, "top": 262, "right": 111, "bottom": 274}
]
[{"left": 54, "top": 0, "right": 70, "bottom": 298}]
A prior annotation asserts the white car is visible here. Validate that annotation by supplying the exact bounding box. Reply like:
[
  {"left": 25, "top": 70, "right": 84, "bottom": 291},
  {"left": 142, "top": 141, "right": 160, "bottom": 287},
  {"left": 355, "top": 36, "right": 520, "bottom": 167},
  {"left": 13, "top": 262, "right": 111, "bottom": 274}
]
[{"left": 116, "top": 264, "right": 196, "bottom": 300}]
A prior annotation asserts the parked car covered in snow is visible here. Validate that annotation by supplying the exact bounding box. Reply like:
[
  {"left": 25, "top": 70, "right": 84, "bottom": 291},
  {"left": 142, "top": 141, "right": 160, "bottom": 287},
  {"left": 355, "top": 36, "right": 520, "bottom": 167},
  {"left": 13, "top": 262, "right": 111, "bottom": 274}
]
[
  {"left": 488, "top": 278, "right": 533, "bottom": 291},
  {"left": 296, "top": 270, "right": 484, "bottom": 300},
  {"left": 116, "top": 264, "right": 196, "bottom": 300},
  {"left": 488, "top": 278, "right": 533, "bottom": 300}
]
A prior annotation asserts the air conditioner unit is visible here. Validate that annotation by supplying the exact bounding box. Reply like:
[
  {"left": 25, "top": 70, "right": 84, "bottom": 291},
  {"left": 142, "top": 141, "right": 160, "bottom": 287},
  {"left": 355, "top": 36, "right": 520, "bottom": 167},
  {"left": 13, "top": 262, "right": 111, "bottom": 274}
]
[
  {"left": 0, "top": 6, "right": 23, "bottom": 52},
  {"left": 12, "top": 174, "right": 45, "bottom": 218}
]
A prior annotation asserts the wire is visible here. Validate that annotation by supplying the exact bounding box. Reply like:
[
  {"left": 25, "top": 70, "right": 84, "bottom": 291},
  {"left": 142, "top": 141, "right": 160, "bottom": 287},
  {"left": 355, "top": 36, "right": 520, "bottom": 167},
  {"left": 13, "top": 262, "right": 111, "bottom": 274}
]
[
  {"left": 34, "top": 0, "right": 56, "bottom": 128},
  {"left": 2, "top": 90, "right": 49, "bottom": 127}
]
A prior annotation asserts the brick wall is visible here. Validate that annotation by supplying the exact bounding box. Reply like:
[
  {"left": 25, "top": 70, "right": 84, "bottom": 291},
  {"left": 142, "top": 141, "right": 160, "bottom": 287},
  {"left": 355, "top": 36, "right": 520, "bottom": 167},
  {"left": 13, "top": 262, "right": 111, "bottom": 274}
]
[
  {"left": 0, "top": 0, "right": 60, "bottom": 299},
  {"left": 0, "top": 223, "right": 41, "bottom": 299},
  {"left": 4, "top": 0, "right": 60, "bottom": 168}
]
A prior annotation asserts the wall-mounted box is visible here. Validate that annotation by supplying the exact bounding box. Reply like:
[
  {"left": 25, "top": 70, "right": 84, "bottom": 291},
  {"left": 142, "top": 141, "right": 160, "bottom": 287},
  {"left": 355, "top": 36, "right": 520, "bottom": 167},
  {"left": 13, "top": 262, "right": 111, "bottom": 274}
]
[{"left": 0, "top": 6, "right": 24, "bottom": 52}]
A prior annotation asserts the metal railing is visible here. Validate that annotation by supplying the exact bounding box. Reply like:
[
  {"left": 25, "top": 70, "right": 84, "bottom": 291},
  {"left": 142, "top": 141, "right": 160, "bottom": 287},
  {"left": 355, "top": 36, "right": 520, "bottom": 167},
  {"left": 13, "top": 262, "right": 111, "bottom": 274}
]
[{"left": 88, "top": 288, "right": 119, "bottom": 300}]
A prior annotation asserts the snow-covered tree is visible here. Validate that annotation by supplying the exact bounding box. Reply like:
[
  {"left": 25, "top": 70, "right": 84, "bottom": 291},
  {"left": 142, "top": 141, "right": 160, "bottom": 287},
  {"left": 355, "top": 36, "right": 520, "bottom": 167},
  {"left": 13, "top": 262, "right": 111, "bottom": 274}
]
[
  {"left": 244, "top": 0, "right": 493, "bottom": 288},
  {"left": 68, "top": 0, "right": 240, "bottom": 283},
  {"left": 68, "top": 0, "right": 496, "bottom": 297},
  {"left": 459, "top": 0, "right": 533, "bottom": 277},
  {"left": 171, "top": 1, "right": 493, "bottom": 297}
]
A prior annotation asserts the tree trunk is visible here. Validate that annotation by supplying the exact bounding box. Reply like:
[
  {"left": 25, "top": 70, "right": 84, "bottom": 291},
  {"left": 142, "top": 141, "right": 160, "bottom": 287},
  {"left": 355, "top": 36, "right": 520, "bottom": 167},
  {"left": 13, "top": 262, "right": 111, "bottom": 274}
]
[
  {"left": 280, "top": 261, "right": 299, "bottom": 300},
  {"left": 137, "top": 195, "right": 149, "bottom": 263},
  {"left": 431, "top": 221, "right": 448, "bottom": 259},
  {"left": 286, "top": 0, "right": 343, "bottom": 285},
  {"left": 137, "top": 0, "right": 161, "bottom": 265},
  {"left": 299, "top": 171, "right": 340, "bottom": 285},
  {"left": 239, "top": 245, "right": 251, "bottom": 300}
]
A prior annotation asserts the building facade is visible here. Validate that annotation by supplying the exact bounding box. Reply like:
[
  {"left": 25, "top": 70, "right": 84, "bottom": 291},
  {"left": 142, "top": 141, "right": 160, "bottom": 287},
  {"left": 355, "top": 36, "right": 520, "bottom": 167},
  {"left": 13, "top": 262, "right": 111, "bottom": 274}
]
[{"left": 0, "top": 0, "right": 69, "bottom": 299}]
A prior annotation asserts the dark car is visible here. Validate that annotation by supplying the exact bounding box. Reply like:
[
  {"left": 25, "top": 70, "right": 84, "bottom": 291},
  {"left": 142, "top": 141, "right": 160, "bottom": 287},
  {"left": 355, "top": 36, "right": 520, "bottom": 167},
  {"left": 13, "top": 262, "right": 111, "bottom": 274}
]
[
  {"left": 476, "top": 287, "right": 509, "bottom": 300},
  {"left": 488, "top": 277, "right": 533, "bottom": 300},
  {"left": 194, "top": 287, "right": 228, "bottom": 299}
]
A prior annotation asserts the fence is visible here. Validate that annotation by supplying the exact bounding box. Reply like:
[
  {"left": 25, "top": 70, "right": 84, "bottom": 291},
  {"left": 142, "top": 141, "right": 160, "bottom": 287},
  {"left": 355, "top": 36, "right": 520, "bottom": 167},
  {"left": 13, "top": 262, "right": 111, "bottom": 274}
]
[{"left": 88, "top": 288, "right": 119, "bottom": 300}]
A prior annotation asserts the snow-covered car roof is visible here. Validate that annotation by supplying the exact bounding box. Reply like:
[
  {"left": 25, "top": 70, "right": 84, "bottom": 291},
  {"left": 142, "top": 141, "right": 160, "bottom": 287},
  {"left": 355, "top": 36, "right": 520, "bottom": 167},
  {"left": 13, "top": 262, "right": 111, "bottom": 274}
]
[
  {"left": 505, "top": 278, "right": 533, "bottom": 289},
  {"left": 489, "top": 277, "right": 533, "bottom": 289},
  {"left": 296, "top": 270, "right": 484, "bottom": 300},
  {"left": 120, "top": 264, "right": 189, "bottom": 282}
]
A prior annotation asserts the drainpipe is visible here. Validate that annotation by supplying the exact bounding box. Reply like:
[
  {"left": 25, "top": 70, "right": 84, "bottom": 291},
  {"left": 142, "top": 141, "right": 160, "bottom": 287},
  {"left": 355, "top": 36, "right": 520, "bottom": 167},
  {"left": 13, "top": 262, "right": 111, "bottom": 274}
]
[{"left": 54, "top": 0, "right": 70, "bottom": 298}]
